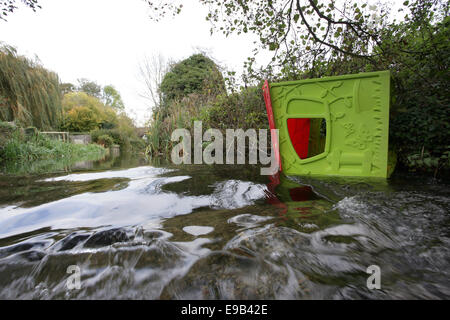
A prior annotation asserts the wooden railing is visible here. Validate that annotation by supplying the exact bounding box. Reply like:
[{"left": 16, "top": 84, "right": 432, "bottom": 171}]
[{"left": 40, "top": 131, "right": 69, "bottom": 142}]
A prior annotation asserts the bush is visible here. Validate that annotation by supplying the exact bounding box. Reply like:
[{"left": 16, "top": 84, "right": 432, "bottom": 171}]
[
  {"left": 91, "top": 128, "right": 131, "bottom": 150},
  {"left": 96, "top": 134, "right": 114, "bottom": 148},
  {"left": 203, "top": 86, "right": 267, "bottom": 130}
]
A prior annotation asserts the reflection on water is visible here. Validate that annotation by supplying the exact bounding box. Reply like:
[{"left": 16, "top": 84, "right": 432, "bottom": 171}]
[{"left": 0, "top": 155, "right": 449, "bottom": 299}]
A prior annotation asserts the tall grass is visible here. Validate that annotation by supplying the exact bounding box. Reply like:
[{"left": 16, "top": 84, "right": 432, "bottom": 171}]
[
  {"left": 145, "top": 86, "right": 269, "bottom": 157},
  {"left": 145, "top": 91, "right": 216, "bottom": 156},
  {"left": 0, "top": 128, "right": 105, "bottom": 165},
  {"left": 0, "top": 44, "right": 62, "bottom": 130}
]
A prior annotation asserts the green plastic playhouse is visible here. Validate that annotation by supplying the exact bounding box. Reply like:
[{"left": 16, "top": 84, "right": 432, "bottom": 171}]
[{"left": 263, "top": 71, "right": 391, "bottom": 178}]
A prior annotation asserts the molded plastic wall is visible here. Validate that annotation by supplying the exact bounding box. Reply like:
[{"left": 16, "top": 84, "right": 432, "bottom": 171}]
[{"left": 263, "top": 71, "right": 390, "bottom": 178}]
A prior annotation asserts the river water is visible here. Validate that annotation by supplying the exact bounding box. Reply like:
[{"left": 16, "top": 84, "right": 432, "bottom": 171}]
[{"left": 0, "top": 155, "right": 449, "bottom": 299}]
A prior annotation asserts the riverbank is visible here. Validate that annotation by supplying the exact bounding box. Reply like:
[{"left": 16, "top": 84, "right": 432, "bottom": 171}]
[
  {"left": 145, "top": 85, "right": 449, "bottom": 179},
  {"left": 0, "top": 121, "right": 106, "bottom": 174}
]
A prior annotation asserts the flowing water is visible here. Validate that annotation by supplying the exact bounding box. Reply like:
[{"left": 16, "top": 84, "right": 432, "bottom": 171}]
[{"left": 0, "top": 154, "right": 449, "bottom": 299}]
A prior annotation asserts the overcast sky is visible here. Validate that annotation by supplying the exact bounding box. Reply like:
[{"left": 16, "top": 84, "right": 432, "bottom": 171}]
[{"left": 0, "top": 0, "right": 269, "bottom": 126}]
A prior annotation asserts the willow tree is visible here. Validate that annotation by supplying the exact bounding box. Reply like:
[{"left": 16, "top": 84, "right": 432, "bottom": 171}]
[{"left": 0, "top": 44, "right": 62, "bottom": 130}]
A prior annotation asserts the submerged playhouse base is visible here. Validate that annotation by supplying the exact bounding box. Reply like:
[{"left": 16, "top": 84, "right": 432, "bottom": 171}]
[{"left": 263, "top": 71, "right": 391, "bottom": 178}]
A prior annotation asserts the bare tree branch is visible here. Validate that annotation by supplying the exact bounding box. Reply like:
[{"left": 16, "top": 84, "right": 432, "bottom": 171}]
[{"left": 137, "top": 53, "right": 170, "bottom": 112}]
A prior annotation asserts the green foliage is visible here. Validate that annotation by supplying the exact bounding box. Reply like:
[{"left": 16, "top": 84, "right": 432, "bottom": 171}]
[
  {"left": 204, "top": 86, "right": 267, "bottom": 130},
  {"left": 115, "top": 112, "right": 137, "bottom": 139},
  {"left": 0, "top": 120, "right": 16, "bottom": 148},
  {"left": 0, "top": 44, "right": 62, "bottom": 130},
  {"left": 0, "top": 124, "right": 105, "bottom": 165},
  {"left": 316, "top": 6, "right": 450, "bottom": 172},
  {"left": 0, "top": 147, "right": 105, "bottom": 175},
  {"left": 102, "top": 85, "right": 125, "bottom": 110},
  {"left": 160, "top": 54, "right": 225, "bottom": 105},
  {"left": 405, "top": 149, "right": 450, "bottom": 175},
  {"left": 0, "top": 120, "right": 15, "bottom": 130},
  {"left": 77, "top": 78, "right": 102, "bottom": 98},
  {"left": 386, "top": 17, "right": 449, "bottom": 166},
  {"left": 148, "top": 0, "right": 415, "bottom": 78},
  {"left": 146, "top": 93, "right": 205, "bottom": 156},
  {"left": 60, "top": 82, "right": 75, "bottom": 95},
  {"left": 146, "top": 53, "right": 228, "bottom": 156},
  {"left": 145, "top": 110, "right": 176, "bottom": 156},
  {"left": 145, "top": 0, "right": 450, "bottom": 175},
  {"left": 61, "top": 91, "right": 121, "bottom": 132},
  {"left": 73, "top": 80, "right": 125, "bottom": 111},
  {"left": 90, "top": 127, "right": 139, "bottom": 152},
  {"left": 61, "top": 85, "right": 137, "bottom": 141},
  {"left": 89, "top": 104, "right": 143, "bottom": 152},
  {"left": 150, "top": 0, "right": 450, "bottom": 174},
  {"left": 96, "top": 134, "right": 114, "bottom": 148},
  {"left": 62, "top": 106, "right": 100, "bottom": 132},
  {"left": 145, "top": 85, "right": 267, "bottom": 156},
  {"left": 91, "top": 128, "right": 124, "bottom": 146},
  {"left": 60, "top": 90, "right": 143, "bottom": 151},
  {"left": 129, "top": 137, "right": 146, "bottom": 151}
]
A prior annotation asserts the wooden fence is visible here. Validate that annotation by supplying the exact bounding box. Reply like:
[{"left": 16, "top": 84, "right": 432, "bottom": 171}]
[{"left": 40, "top": 131, "right": 69, "bottom": 142}]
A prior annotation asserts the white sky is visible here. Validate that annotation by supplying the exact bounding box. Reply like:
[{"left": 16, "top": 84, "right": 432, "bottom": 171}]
[{"left": 0, "top": 0, "right": 269, "bottom": 126}]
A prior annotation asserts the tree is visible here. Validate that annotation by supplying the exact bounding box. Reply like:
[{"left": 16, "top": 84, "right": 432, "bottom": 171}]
[
  {"left": 0, "top": 0, "right": 41, "bottom": 21},
  {"left": 61, "top": 91, "right": 118, "bottom": 131},
  {"left": 102, "top": 85, "right": 125, "bottom": 110},
  {"left": 77, "top": 78, "right": 102, "bottom": 98},
  {"left": 60, "top": 82, "right": 75, "bottom": 95},
  {"left": 62, "top": 106, "right": 99, "bottom": 132},
  {"left": 145, "top": 0, "right": 449, "bottom": 80},
  {"left": 138, "top": 53, "right": 170, "bottom": 112},
  {"left": 0, "top": 43, "right": 61, "bottom": 130},
  {"left": 160, "top": 53, "right": 225, "bottom": 103}
]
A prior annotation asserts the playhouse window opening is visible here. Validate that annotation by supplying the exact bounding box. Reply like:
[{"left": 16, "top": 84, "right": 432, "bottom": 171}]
[{"left": 287, "top": 118, "right": 326, "bottom": 160}]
